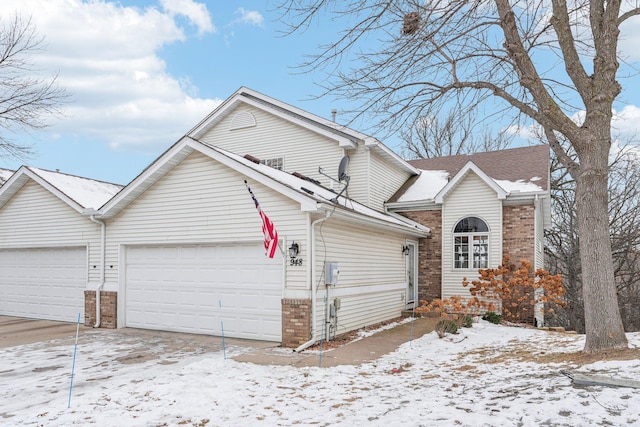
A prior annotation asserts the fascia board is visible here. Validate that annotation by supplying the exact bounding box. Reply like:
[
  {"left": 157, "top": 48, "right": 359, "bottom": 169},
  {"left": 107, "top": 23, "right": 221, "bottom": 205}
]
[
  {"left": 0, "top": 167, "right": 85, "bottom": 214},
  {"left": 385, "top": 199, "right": 439, "bottom": 212},
  {"left": 234, "top": 96, "right": 357, "bottom": 149},
  {"left": 318, "top": 202, "right": 431, "bottom": 237},
  {"left": 188, "top": 87, "right": 357, "bottom": 149},
  {"left": 99, "top": 138, "right": 196, "bottom": 218},
  {"left": 434, "top": 161, "right": 507, "bottom": 203},
  {"left": 364, "top": 137, "right": 420, "bottom": 175}
]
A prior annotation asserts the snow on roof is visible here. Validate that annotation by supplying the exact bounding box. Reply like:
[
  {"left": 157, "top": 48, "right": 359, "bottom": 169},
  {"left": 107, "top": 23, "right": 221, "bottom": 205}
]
[
  {"left": 205, "top": 143, "right": 429, "bottom": 233},
  {"left": 29, "top": 167, "right": 123, "bottom": 210},
  {"left": 397, "top": 170, "right": 449, "bottom": 202},
  {"left": 495, "top": 179, "right": 544, "bottom": 193},
  {"left": 0, "top": 168, "right": 14, "bottom": 185}
]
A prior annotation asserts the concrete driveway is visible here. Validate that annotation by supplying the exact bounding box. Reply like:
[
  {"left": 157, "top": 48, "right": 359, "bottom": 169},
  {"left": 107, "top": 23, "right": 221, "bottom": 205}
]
[
  {"left": 0, "top": 316, "right": 274, "bottom": 363},
  {"left": 0, "top": 316, "right": 91, "bottom": 348}
]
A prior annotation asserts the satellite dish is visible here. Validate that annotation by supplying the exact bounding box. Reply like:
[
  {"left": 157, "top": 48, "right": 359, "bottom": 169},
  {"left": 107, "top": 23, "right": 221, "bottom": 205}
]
[{"left": 338, "top": 156, "right": 350, "bottom": 182}]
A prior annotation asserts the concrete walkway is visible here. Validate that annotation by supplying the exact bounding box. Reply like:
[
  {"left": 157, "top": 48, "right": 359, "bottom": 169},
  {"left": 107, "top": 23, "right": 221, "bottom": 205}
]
[{"left": 234, "top": 316, "right": 439, "bottom": 368}]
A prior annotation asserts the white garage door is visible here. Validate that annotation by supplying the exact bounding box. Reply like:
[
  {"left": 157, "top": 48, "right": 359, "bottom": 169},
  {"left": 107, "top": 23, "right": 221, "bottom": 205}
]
[
  {"left": 125, "top": 243, "right": 282, "bottom": 341},
  {"left": 0, "top": 247, "right": 86, "bottom": 322}
]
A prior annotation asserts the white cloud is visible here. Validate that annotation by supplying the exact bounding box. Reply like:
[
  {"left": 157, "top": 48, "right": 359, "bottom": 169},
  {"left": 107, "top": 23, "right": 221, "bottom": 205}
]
[
  {"left": 160, "top": 0, "right": 216, "bottom": 35},
  {"left": 235, "top": 8, "right": 264, "bottom": 27},
  {"left": 0, "top": 0, "right": 220, "bottom": 152}
]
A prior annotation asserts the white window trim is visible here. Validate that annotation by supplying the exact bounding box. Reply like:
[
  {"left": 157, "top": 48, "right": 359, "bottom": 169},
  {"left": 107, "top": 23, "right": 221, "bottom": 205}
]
[{"left": 452, "top": 217, "right": 490, "bottom": 270}]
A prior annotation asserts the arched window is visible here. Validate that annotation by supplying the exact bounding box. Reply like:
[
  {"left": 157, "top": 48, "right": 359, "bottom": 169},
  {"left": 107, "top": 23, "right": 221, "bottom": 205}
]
[{"left": 453, "top": 216, "right": 489, "bottom": 269}]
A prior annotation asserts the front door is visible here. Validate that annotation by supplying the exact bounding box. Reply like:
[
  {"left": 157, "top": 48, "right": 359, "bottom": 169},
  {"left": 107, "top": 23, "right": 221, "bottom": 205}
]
[{"left": 405, "top": 241, "right": 418, "bottom": 308}]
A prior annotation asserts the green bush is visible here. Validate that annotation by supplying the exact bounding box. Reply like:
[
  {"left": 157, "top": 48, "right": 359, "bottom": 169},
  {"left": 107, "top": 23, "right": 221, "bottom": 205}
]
[
  {"left": 435, "top": 318, "right": 459, "bottom": 338},
  {"left": 457, "top": 314, "right": 473, "bottom": 328},
  {"left": 482, "top": 311, "right": 502, "bottom": 324}
]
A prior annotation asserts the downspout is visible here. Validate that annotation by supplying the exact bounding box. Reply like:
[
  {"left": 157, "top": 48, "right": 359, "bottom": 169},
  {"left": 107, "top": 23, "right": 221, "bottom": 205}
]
[
  {"left": 89, "top": 215, "right": 106, "bottom": 328},
  {"left": 295, "top": 210, "right": 331, "bottom": 352}
]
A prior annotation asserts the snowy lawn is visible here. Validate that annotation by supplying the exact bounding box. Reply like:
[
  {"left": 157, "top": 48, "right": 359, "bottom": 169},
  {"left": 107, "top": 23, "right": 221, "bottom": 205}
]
[{"left": 1, "top": 320, "right": 639, "bottom": 426}]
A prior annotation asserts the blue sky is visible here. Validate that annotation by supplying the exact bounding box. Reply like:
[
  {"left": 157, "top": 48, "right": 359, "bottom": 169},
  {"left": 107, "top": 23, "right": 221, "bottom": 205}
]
[{"left": 0, "top": 0, "right": 639, "bottom": 184}]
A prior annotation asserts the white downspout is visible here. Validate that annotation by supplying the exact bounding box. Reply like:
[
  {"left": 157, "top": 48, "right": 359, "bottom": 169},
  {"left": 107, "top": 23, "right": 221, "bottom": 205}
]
[
  {"left": 89, "top": 215, "right": 106, "bottom": 328},
  {"left": 295, "top": 210, "right": 331, "bottom": 352}
]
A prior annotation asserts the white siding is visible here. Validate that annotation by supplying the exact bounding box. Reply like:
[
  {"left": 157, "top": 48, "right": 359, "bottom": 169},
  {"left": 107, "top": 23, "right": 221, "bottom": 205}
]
[
  {"left": 103, "top": 151, "right": 309, "bottom": 294},
  {"left": 368, "top": 150, "right": 412, "bottom": 211},
  {"left": 309, "top": 219, "right": 410, "bottom": 336},
  {"left": 199, "top": 104, "right": 412, "bottom": 212},
  {"left": 0, "top": 180, "right": 100, "bottom": 283},
  {"left": 441, "top": 173, "right": 502, "bottom": 299},
  {"left": 199, "top": 104, "right": 345, "bottom": 190}
]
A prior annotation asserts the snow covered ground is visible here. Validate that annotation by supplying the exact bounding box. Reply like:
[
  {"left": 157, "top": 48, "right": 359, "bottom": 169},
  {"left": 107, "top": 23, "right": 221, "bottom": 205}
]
[{"left": 1, "top": 321, "right": 639, "bottom": 426}]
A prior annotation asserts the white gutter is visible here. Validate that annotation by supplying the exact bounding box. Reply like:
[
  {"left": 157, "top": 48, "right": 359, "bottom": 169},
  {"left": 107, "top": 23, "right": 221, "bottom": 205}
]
[
  {"left": 88, "top": 215, "right": 106, "bottom": 328},
  {"left": 295, "top": 211, "right": 331, "bottom": 352}
]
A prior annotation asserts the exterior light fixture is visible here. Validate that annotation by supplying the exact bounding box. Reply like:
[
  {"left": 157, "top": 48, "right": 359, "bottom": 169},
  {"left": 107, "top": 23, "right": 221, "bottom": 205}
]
[
  {"left": 289, "top": 242, "right": 302, "bottom": 266},
  {"left": 402, "top": 245, "right": 410, "bottom": 256}
]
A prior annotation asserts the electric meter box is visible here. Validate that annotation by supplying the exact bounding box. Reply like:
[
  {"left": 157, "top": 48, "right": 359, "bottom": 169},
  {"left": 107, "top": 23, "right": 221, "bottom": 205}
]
[{"left": 325, "top": 261, "right": 339, "bottom": 286}]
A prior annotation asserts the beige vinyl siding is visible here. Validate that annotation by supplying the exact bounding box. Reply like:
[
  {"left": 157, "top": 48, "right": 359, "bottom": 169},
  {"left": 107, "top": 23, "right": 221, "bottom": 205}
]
[
  {"left": 199, "top": 104, "right": 345, "bottom": 189},
  {"left": 103, "top": 151, "right": 308, "bottom": 292},
  {"left": 441, "top": 173, "right": 502, "bottom": 299},
  {"left": 368, "top": 150, "right": 412, "bottom": 211},
  {"left": 309, "top": 219, "right": 409, "bottom": 336},
  {"left": 0, "top": 180, "right": 99, "bottom": 282}
]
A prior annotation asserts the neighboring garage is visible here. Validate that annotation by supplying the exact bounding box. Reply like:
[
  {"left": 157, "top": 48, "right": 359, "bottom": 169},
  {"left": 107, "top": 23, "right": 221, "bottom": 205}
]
[
  {"left": 124, "top": 243, "right": 283, "bottom": 341},
  {"left": 0, "top": 246, "right": 86, "bottom": 322}
]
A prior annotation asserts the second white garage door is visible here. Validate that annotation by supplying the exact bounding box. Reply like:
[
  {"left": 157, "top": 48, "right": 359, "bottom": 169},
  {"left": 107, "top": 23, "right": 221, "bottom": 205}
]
[
  {"left": 0, "top": 247, "right": 86, "bottom": 322},
  {"left": 125, "top": 243, "right": 282, "bottom": 341}
]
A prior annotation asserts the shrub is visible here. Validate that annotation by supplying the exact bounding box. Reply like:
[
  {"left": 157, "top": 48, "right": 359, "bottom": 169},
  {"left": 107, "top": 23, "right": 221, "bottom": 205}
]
[
  {"left": 435, "top": 319, "right": 459, "bottom": 338},
  {"left": 482, "top": 311, "right": 502, "bottom": 324},
  {"left": 457, "top": 314, "right": 474, "bottom": 328}
]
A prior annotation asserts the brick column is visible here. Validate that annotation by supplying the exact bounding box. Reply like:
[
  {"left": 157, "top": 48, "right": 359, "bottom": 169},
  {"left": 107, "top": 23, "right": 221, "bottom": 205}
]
[
  {"left": 281, "top": 298, "right": 311, "bottom": 347},
  {"left": 84, "top": 291, "right": 118, "bottom": 329}
]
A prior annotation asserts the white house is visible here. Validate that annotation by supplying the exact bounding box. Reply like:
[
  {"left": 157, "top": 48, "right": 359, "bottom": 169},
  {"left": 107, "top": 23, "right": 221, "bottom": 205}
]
[
  {"left": 0, "top": 166, "right": 122, "bottom": 323},
  {"left": 0, "top": 88, "right": 551, "bottom": 345}
]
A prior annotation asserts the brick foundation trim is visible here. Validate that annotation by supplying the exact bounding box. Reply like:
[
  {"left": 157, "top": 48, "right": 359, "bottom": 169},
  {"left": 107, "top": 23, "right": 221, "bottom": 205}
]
[
  {"left": 281, "top": 298, "right": 311, "bottom": 348},
  {"left": 84, "top": 290, "right": 117, "bottom": 329}
]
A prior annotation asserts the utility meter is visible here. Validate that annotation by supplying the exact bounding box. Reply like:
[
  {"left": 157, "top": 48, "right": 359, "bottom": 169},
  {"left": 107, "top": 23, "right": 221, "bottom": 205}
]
[{"left": 325, "top": 261, "right": 339, "bottom": 286}]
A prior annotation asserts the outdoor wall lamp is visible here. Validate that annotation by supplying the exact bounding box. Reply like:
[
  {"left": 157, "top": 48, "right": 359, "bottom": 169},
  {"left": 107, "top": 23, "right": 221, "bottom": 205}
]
[
  {"left": 289, "top": 242, "right": 302, "bottom": 266},
  {"left": 402, "top": 245, "right": 410, "bottom": 256}
]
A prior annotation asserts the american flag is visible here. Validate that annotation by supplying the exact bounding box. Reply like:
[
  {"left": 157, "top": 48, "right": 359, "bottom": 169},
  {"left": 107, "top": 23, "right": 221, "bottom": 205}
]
[{"left": 245, "top": 180, "right": 279, "bottom": 258}]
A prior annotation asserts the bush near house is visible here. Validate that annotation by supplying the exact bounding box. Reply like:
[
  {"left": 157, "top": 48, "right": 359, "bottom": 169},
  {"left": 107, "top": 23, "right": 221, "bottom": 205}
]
[{"left": 416, "top": 256, "right": 566, "bottom": 325}]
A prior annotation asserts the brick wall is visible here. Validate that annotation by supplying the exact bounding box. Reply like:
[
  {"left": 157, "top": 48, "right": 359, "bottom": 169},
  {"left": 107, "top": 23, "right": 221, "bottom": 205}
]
[
  {"left": 84, "top": 291, "right": 117, "bottom": 329},
  {"left": 502, "top": 204, "right": 536, "bottom": 323},
  {"left": 281, "top": 298, "right": 311, "bottom": 347},
  {"left": 399, "top": 210, "right": 442, "bottom": 303}
]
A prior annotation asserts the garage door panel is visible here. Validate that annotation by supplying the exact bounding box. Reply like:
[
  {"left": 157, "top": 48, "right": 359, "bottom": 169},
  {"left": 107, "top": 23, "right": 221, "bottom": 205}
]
[
  {"left": 125, "top": 244, "right": 282, "bottom": 341},
  {"left": 0, "top": 247, "right": 86, "bottom": 322}
]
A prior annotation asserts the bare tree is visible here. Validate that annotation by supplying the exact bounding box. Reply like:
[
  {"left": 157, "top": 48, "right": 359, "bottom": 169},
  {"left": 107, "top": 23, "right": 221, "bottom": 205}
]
[
  {"left": 0, "top": 14, "right": 67, "bottom": 160},
  {"left": 400, "top": 109, "right": 512, "bottom": 159},
  {"left": 279, "top": 0, "right": 640, "bottom": 352},
  {"left": 546, "top": 143, "right": 640, "bottom": 333}
]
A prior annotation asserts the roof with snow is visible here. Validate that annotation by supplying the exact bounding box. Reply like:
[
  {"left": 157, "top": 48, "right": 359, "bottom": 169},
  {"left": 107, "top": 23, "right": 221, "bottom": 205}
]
[
  {"left": 389, "top": 145, "right": 550, "bottom": 204},
  {"left": 99, "top": 136, "right": 430, "bottom": 236},
  {"left": 0, "top": 168, "right": 14, "bottom": 186},
  {"left": 0, "top": 166, "right": 123, "bottom": 213}
]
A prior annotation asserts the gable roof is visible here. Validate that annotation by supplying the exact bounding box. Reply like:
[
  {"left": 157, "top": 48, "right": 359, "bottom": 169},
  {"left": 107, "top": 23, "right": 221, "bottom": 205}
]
[
  {"left": 98, "top": 136, "right": 429, "bottom": 236},
  {"left": 0, "top": 168, "right": 14, "bottom": 186},
  {"left": 187, "top": 87, "right": 420, "bottom": 176},
  {"left": 389, "top": 145, "right": 549, "bottom": 205},
  {"left": 0, "top": 166, "right": 123, "bottom": 214}
]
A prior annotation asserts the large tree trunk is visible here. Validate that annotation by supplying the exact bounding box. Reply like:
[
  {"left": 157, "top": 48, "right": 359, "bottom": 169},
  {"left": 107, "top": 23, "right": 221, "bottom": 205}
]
[{"left": 574, "top": 139, "right": 628, "bottom": 352}]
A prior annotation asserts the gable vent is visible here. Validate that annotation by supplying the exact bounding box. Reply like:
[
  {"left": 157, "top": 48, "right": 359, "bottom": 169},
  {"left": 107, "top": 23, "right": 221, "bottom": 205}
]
[{"left": 229, "top": 111, "right": 257, "bottom": 130}]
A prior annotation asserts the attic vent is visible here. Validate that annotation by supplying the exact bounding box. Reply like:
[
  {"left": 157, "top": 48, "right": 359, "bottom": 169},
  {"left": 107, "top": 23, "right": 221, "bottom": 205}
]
[{"left": 229, "top": 111, "right": 256, "bottom": 130}]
